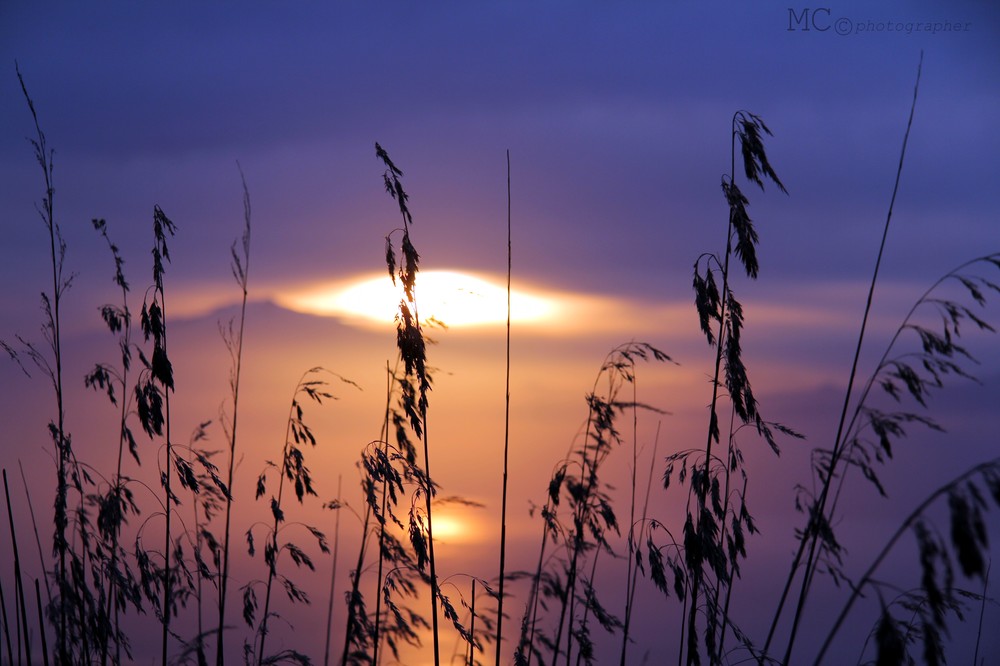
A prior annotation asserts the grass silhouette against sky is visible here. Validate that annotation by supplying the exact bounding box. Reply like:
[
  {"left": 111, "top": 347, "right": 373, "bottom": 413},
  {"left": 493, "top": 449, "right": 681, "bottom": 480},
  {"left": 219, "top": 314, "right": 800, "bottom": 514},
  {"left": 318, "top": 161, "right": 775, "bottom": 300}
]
[{"left": 1, "top": 2, "right": 999, "bottom": 664}]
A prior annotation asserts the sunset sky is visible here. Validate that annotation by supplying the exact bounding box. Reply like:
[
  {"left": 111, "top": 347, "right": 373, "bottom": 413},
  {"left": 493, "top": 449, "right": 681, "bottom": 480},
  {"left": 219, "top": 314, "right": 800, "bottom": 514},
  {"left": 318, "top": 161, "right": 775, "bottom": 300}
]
[{"left": 1, "top": 1, "right": 999, "bottom": 664}]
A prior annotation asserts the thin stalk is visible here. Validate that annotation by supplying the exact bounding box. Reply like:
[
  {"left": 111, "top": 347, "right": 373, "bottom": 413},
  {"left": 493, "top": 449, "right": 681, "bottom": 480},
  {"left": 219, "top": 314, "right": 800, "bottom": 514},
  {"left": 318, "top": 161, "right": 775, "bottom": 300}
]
[
  {"left": 258, "top": 375, "right": 308, "bottom": 666},
  {"left": 421, "top": 419, "right": 441, "bottom": 666},
  {"left": 217, "top": 167, "right": 252, "bottom": 666},
  {"left": 372, "top": 363, "right": 396, "bottom": 666},
  {"left": 400, "top": 192, "right": 440, "bottom": 666},
  {"left": 17, "top": 63, "right": 69, "bottom": 664},
  {"left": 102, "top": 394, "right": 130, "bottom": 666},
  {"left": 620, "top": 425, "right": 660, "bottom": 666},
  {"left": 716, "top": 475, "right": 748, "bottom": 662},
  {"left": 35, "top": 578, "right": 49, "bottom": 666},
  {"left": 161, "top": 288, "right": 174, "bottom": 666},
  {"left": 144, "top": 207, "right": 178, "bottom": 666},
  {"left": 775, "top": 52, "right": 922, "bottom": 665},
  {"left": 521, "top": 447, "right": 582, "bottom": 663},
  {"left": 619, "top": 360, "right": 639, "bottom": 666},
  {"left": 18, "top": 461, "right": 50, "bottom": 606},
  {"left": 469, "top": 579, "right": 477, "bottom": 666},
  {"left": 340, "top": 365, "right": 395, "bottom": 666},
  {"left": 687, "top": 118, "right": 739, "bottom": 666},
  {"left": 377, "top": 143, "right": 440, "bottom": 666},
  {"left": 572, "top": 547, "right": 602, "bottom": 666},
  {"left": 161, "top": 396, "right": 173, "bottom": 661},
  {"left": 495, "top": 149, "right": 513, "bottom": 666},
  {"left": 522, "top": 513, "right": 551, "bottom": 666},
  {"left": 973, "top": 559, "right": 990, "bottom": 666},
  {"left": 76, "top": 535, "right": 91, "bottom": 659},
  {"left": 676, "top": 558, "right": 687, "bottom": 666},
  {"left": 554, "top": 347, "right": 653, "bottom": 666},
  {"left": 93, "top": 218, "right": 132, "bottom": 666},
  {"left": 712, "top": 402, "right": 739, "bottom": 662},
  {"left": 340, "top": 496, "right": 373, "bottom": 666},
  {"left": 0, "top": 573, "right": 13, "bottom": 666},
  {"left": 195, "top": 484, "right": 207, "bottom": 665},
  {"left": 4, "top": 470, "right": 33, "bottom": 666},
  {"left": 550, "top": 411, "right": 598, "bottom": 665},
  {"left": 405, "top": 279, "right": 439, "bottom": 666},
  {"left": 3, "top": 468, "right": 31, "bottom": 664},
  {"left": 323, "top": 474, "right": 343, "bottom": 666}
]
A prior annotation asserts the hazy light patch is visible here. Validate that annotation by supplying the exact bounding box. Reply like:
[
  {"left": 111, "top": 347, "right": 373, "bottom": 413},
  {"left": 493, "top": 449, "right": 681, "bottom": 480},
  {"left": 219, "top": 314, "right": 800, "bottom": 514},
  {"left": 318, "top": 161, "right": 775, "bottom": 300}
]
[
  {"left": 277, "top": 270, "right": 558, "bottom": 328},
  {"left": 147, "top": 283, "right": 236, "bottom": 321},
  {"left": 408, "top": 503, "right": 485, "bottom": 546},
  {"left": 429, "top": 512, "right": 481, "bottom": 544},
  {"left": 270, "top": 272, "right": 918, "bottom": 345},
  {"left": 741, "top": 302, "right": 855, "bottom": 331}
]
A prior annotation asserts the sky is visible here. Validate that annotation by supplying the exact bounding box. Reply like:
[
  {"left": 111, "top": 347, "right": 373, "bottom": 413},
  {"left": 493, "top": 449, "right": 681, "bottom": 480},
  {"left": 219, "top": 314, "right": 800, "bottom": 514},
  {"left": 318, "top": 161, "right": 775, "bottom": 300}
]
[{"left": 1, "top": 1, "right": 999, "bottom": 664}]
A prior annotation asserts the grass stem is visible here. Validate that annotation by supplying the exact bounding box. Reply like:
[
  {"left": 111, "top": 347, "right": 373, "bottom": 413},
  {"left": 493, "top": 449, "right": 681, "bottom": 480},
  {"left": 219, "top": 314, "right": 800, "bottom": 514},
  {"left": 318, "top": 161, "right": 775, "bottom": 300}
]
[
  {"left": 495, "top": 149, "right": 513, "bottom": 666},
  {"left": 4, "top": 469, "right": 32, "bottom": 665},
  {"left": 217, "top": 165, "right": 253, "bottom": 666},
  {"left": 772, "top": 52, "right": 922, "bottom": 664},
  {"left": 323, "top": 474, "right": 343, "bottom": 666}
]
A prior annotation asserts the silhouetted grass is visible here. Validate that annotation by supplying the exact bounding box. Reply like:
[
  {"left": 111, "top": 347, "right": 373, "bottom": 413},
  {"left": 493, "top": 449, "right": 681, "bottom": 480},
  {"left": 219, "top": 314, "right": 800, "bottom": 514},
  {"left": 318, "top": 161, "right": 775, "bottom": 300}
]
[
  {"left": 3, "top": 59, "right": 999, "bottom": 666},
  {"left": 217, "top": 166, "right": 253, "bottom": 666},
  {"left": 245, "top": 368, "right": 353, "bottom": 664}
]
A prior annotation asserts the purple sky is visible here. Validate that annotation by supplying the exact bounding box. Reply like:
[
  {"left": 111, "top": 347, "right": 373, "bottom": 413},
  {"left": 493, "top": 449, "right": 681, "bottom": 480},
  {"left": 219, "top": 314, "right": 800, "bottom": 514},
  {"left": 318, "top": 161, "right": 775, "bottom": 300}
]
[
  {"left": 2, "top": 2, "right": 999, "bottom": 664},
  {"left": 2, "top": 1, "right": 998, "bottom": 304}
]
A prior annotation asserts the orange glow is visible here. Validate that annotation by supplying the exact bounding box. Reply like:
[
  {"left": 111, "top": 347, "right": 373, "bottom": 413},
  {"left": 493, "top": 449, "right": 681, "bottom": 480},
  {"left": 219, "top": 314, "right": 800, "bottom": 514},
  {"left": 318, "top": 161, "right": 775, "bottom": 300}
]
[
  {"left": 278, "top": 270, "right": 556, "bottom": 328},
  {"left": 428, "top": 512, "right": 480, "bottom": 544}
]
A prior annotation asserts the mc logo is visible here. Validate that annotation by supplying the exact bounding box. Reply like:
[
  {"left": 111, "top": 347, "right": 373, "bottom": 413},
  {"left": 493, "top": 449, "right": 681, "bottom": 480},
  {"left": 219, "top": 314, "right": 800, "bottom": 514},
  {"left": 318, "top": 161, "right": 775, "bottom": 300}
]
[{"left": 788, "top": 7, "right": 832, "bottom": 31}]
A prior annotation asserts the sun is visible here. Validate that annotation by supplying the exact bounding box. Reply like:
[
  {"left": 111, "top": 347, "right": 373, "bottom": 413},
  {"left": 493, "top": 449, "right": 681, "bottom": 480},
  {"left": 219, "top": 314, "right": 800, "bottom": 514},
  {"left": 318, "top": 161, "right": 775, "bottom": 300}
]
[
  {"left": 279, "top": 270, "right": 556, "bottom": 328},
  {"left": 426, "top": 514, "right": 470, "bottom": 543}
]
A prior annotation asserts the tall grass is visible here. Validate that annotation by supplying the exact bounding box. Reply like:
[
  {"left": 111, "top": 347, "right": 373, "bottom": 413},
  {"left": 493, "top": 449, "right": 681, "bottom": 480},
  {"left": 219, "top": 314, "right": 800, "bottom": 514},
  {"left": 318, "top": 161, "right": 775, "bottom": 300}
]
[
  {"left": 147, "top": 205, "right": 177, "bottom": 666},
  {"left": 245, "top": 367, "right": 350, "bottom": 664},
  {"left": 216, "top": 167, "right": 253, "bottom": 666},
  {"left": 765, "top": 54, "right": 924, "bottom": 663},
  {"left": 515, "top": 342, "right": 671, "bottom": 666},
  {"left": 86, "top": 216, "right": 141, "bottom": 665},
  {"left": 10, "top": 63, "right": 72, "bottom": 665},
  {"left": 680, "top": 108, "right": 791, "bottom": 665},
  {"left": 3, "top": 61, "right": 999, "bottom": 666},
  {"left": 494, "top": 149, "right": 513, "bottom": 666},
  {"left": 377, "top": 142, "right": 442, "bottom": 665}
]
